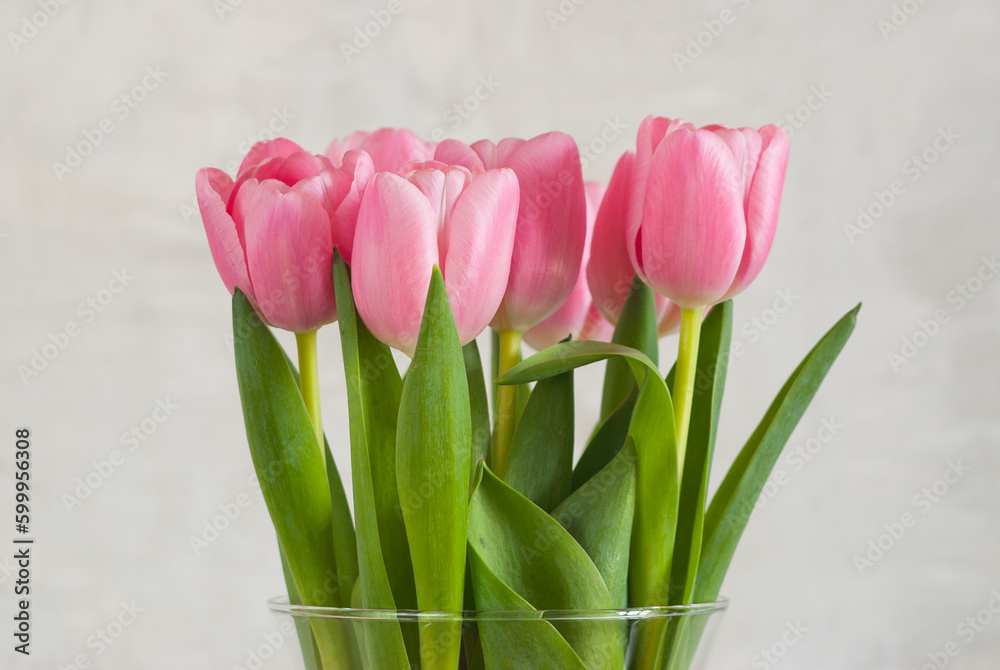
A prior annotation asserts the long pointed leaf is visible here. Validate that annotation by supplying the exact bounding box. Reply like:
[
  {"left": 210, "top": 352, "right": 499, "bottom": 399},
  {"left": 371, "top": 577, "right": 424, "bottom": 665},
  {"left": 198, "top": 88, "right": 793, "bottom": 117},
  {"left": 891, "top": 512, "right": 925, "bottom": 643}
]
[
  {"left": 332, "top": 256, "right": 411, "bottom": 669},
  {"left": 670, "top": 301, "right": 732, "bottom": 605},
  {"left": 696, "top": 304, "right": 861, "bottom": 603},
  {"left": 232, "top": 290, "right": 353, "bottom": 668},
  {"left": 464, "top": 340, "right": 491, "bottom": 492},
  {"left": 397, "top": 267, "right": 470, "bottom": 670}
]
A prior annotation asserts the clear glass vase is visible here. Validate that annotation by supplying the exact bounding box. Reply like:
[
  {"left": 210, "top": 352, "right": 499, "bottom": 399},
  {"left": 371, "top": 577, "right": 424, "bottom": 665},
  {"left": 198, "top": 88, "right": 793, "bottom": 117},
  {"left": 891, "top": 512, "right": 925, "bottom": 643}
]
[{"left": 265, "top": 596, "right": 728, "bottom": 670}]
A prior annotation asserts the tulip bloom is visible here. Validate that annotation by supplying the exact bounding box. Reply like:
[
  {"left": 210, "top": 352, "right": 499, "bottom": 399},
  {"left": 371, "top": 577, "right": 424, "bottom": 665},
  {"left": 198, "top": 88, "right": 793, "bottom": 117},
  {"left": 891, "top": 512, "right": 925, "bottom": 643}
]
[
  {"left": 435, "top": 132, "right": 587, "bottom": 332},
  {"left": 627, "top": 117, "right": 789, "bottom": 309},
  {"left": 524, "top": 182, "right": 614, "bottom": 350},
  {"left": 326, "top": 127, "right": 436, "bottom": 173},
  {"left": 587, "top": 151, "right": 682, "bottom": 336},
  {"left": 351, "top": 161, "right": 519, "bottom": 356},
  {"left": 197, "top": 138, "right": 373, "bottom": 333}
]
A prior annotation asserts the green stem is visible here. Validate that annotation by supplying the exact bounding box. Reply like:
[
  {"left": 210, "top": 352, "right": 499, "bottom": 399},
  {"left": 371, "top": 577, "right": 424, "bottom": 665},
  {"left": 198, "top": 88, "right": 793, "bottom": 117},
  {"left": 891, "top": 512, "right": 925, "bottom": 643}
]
[
  {"left": 491, "top": 330, "right": 522, "bottom": 478},
  {"left": 672, "top": 308, "right": 704, "bottom": 467},
  {"left": 296, "top": 330, "right": 324, "bottom": 458}
]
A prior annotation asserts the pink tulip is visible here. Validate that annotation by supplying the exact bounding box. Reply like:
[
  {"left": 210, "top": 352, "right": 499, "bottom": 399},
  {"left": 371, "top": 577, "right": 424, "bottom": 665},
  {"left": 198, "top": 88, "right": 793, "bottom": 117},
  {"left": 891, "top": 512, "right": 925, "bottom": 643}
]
[
  {"left": 626, "top": 117, "right": 789, "bottom": 309},
  {"left": 326, "top": 127, "right": 436, "bottom": 173},
  {"left": 196, "top": 138, "right": 374, "bottom": 333},
  {"left": 587, "top": 151, "right": 682, "bottom": 336},
  {"left": 351, "top": 161, "right": 519, "bottom": 356},
  {"left": 435, "top": 132, "right": 587, "bottom": 332},
  {"left": 524, "top": 182, "right": 614, "bottom": 350}
]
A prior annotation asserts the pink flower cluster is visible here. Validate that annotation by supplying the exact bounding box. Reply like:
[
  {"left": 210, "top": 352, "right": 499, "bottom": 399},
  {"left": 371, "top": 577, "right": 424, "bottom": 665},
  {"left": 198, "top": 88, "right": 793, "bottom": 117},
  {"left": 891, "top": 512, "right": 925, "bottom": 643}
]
[{"left": 197, "top": 120, "right": 789, "bottom": 354}]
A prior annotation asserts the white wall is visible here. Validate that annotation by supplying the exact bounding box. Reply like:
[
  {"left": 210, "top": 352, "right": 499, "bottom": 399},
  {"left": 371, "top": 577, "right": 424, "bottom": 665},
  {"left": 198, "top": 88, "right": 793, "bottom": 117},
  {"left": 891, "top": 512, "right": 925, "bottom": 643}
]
[{"left": 2, "top": 0, "right": 999, "bottom": 667}]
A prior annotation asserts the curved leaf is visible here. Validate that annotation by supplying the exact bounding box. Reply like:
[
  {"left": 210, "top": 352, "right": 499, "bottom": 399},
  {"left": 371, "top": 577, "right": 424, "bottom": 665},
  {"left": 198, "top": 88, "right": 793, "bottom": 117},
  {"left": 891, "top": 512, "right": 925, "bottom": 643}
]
[
  {"left": 601, "top": 275, "right": 659, "bottom": 420},
  {"left": 469, "top": 549, "right": 588, "bottom": 670},
  {"left": 571, "top": 384, "right": 638, "bottom": 492},
  {"left": 504, "top": 367, "right": 575, "bottom": 511},
  {"left": 468, "top": 465, "right": 623, "bottom": 668},
  {"left": 552, "top": 440, "right": 637, "bottom": 609},
  {"left": 333, "top": 255, "right": 411, "bottom": 669}
]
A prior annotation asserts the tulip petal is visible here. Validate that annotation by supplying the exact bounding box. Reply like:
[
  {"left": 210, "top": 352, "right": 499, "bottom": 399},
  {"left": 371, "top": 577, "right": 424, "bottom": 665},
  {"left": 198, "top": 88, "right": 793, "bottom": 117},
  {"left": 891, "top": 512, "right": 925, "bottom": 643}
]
[
  {"left": 723, "top": 125, "right": 789, "bottom": 300},
  {"left": 588, "top": 151, "right": 636, "bottom": 325},
  {"left": 492, "top": 132, "right": 587, "bottom": 332},
  {"left": 626, "top": 117, "right": 692, "bottom": 275},
  {"left": 352, "top": 173, "right": 438, "bottom": 355},
  {"left": 238, "top": 138, "right": 305, "bottom": 176},
  {"left": 329, "top": 150, "right": 375, "bottom": 264},
  {"left": 441, "top": 169, "right": 519, "bottom": 345},
  {"left": 196, "top": 168, "right": 256, "bottom": 303},
  {"left": 434, "top": 139, "right": 484, "bottom": 171},
  {"left": 241, "top": 181, "right": 337, "bottom": 332},
  {"left": 328, "top": 128, "right": 434, "bottom": 173},
  {"left": 638, "top": 127, "right": 745, "bottom": 308},
  {"left": 707, "top": 127, "right": 762, "bottom": 212}
]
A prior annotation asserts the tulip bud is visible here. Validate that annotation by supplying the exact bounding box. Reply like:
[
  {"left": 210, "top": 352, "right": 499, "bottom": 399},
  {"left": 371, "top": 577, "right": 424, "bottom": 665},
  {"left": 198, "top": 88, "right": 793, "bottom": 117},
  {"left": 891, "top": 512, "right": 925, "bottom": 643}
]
[
  {"left": 587, "top": 151, "right": 682, "bottom": 336},
  {"left": 524, "top": 182, "right": 614, "bottom": 350},
  {"left": 436, "top": 132, "right": 587, "bottom": 332},
  {"left": 626, "top": 117, "right": 789, "bottom": 309},
  {"left": 197, "top": 139, "right": 374, "bottom": 333},
  {"left": 326, "top": 127, "right": 436, "bottom": 173},
  {"left": 351, "top": 161, "right": 519, "bottom": 356}
]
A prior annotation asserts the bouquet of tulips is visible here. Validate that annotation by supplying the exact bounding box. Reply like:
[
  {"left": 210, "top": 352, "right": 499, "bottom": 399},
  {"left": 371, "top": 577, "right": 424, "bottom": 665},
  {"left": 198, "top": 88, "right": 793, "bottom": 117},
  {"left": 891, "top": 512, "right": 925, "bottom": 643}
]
[{"left": 196, "top": 120, "right": 858, "bottom": 670}]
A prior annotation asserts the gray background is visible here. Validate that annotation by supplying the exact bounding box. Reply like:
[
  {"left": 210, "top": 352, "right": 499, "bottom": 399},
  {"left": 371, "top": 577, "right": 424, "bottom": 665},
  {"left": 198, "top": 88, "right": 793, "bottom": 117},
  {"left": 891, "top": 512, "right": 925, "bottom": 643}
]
[{"left": 2, "top": 0, "right": 999, "bottom": 668}]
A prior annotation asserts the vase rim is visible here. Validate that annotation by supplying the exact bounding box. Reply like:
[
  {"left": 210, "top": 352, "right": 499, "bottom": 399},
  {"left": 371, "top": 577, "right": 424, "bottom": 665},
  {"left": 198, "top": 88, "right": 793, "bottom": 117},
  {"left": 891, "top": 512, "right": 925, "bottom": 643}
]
[{"left": 267, "top": 596, "right": 729, "bottom": 622}]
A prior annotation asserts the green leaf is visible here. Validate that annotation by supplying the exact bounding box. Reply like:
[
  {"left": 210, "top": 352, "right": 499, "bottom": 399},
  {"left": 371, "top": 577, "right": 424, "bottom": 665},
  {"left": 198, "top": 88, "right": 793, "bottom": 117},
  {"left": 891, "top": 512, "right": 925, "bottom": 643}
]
[
  {"left": 669, "top": 301, "right": 732, "bottom": 605},
  {"left": 280, "top": 543, "right": 323, "bottom": 670},
  {"left": 468, "top": 550, "right": 587, "bottom": 670},
  {"left": 498, "top": 340, "right": 679, "bottom": 608},
  {"left": 571, "top": 385, "right": 638, "bottom": 492},
  {"left": 332, "top": 256, "right": 411, "bottom": 670},
  {"left": 468, "top": 465, "right": 623, "bottom": 668},
  {"left": 552, "top": 440, "right": 637, "bottom": 609},
  {"left": 696, "top": 303, "right": 861, "bottom": 604},
  {"left": 464, "top": 340, "right": 491, "bottom": 492},
  {"left": 396, "top": 267, "right": 470, "bottom": 670},
  {"left": 601, "top": 274, "right": 659, "bottom": 420},
  {"left": 504, "top": 367, "right": 574, "bottom": 512},
  {"left": 232, "top": 290, "right": 336, "bottom": 605},
  {"left": 232, "top": 290, "right": 355, "bottom": 668},
  {"left": 278, "top": 347, "right": 359, "bottom": 605}
]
